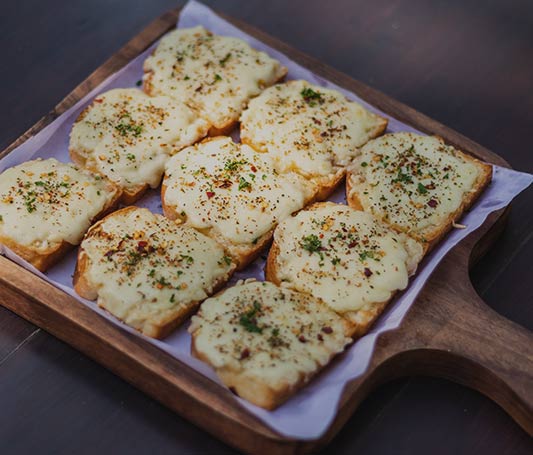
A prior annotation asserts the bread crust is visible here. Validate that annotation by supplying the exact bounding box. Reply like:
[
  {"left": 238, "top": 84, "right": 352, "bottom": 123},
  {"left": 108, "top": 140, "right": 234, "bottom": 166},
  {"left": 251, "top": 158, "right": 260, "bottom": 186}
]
[
  {"left": 342, "top": 299, "right": 391, "bottom": 339},
  {"left": 368, "top": 115, "right": 389, "bottom": 141},
  {"left": 1, "top": 177, "right": 120, "bottom": 272},
  {"left": 346, "top": 139, "right": 493, "bottom": 255},
  {"left": 0, "top": 235, "right": 74, "bottom": 273},
  {"left": 73, "top": 206, "right": 234, "bottom": 339},
  {"left": 311, "top": 168, "right": 346, "bottom": 202}
]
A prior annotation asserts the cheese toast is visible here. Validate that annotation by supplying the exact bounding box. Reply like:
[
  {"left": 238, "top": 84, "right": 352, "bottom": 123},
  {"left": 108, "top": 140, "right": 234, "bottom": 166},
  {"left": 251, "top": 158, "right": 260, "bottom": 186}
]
[
  {"left": 143, "top": 26, "right": 287, "bottom": 135},
  {"left": 162, "top": 136, "right": 315, "bottom": 269},
  {"left": 189, "top": 280, "right": 352, "bottom": 410},
  {"left": 346, "top": 132, "right": 492, "bottom": 253},
  {"left": 69, "top": 88, "right": 210, "bottom": 203},
  {"left": 74, "top": 206, "right": 235, "bottom": 339},
  {"left": 240, "top": 80, "right": 388, "bottom": 200},
  {"left": 265, "top": 202, "right": 423, "bottom": 337},
  {"left": 0, "top": 158, "right": 120, "bottom": 271}
]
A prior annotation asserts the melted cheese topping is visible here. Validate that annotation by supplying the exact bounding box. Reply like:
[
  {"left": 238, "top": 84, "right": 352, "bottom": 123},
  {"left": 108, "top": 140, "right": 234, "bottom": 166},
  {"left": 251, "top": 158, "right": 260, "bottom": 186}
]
[
  {"left": 143, "top": 26, "right": 285, "bottom": 129},
  {"left": 190, "top": 280, "right": 350, "bottom": 388},
  {"left": 273, "top": 203, "right": 422, "bottom": 314},
  {"left": 347, "top": 133, "right": 482, "bottom": 241},
  {"left": 69, "top": 88, "right": 209, "bottom": 190},
  {"left": 81, "top": 207, "right": 233, "bottom": 334},
  {"left": 163, "top": 137, "right": 314, "bottom": 245},
  {"left": 0, "top": 158, "right": 118, "bottom": 250},
  {"left": 240, "top": 80, "right": 386, "bottom": 178}
]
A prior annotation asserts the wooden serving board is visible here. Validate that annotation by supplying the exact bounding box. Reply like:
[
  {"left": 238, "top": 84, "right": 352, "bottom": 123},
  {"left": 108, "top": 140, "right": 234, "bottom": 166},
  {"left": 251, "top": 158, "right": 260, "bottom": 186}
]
[{"left": 0, "top": 7, "right": 531, "bottom": 454}]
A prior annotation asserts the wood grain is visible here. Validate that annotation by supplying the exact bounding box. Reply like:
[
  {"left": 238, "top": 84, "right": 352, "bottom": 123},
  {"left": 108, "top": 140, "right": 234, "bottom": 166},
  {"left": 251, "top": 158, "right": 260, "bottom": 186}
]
[{"left": 0, "top": 5, "right": 531, "bottom": 454}]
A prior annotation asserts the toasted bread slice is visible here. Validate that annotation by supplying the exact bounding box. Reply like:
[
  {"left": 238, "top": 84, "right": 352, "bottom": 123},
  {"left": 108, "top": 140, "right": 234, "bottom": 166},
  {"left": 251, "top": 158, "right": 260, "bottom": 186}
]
[
  {"left": 0, "top": 158, "right": 120, "bottom": 271},
  {"left": 143, "top": 26, "right": 287, "bottom": 135},
  {"left": 74, "top": 206, "right": 235, "bottom": 339},
  {"left": 162, "top": 136, "right": 315, "bottom": 269},
  {"left": 346, "top": 133, "right": 492, "bottom": 254},
  {"left": 240, "top": 80, "right": 388, "bottom": 198},
  {"left": 69, "top": 88, "right": 209, "bottom": 203},
  {"left": 265, "top": 202, "right": 423, "bottom": 337},
  {"left": 189, "top": 280, "right": 352, "bottom": 410}
]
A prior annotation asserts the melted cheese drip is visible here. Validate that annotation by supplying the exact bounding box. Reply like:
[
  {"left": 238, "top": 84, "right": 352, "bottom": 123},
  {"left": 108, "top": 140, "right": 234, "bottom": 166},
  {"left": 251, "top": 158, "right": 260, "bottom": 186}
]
[
  {"left": 347, "top": 133, "right": 482, "bottom": 241},
  {"left": 0, "top": 158, "right": 118, "bottom": 250},
  {"left": 143, "top": 26, "right": 285, "bottom": 129},
  {"left": 273, "top": 203, "right": 422, "bottom": 313},
  {"left": 190, "top": 280, "right": 350, "bottom": 388},
  {"left": 240, "top": 80, "right": 385, "bottom": 177},
  {"left": 163, "top": 137, "right": 314, "bottom": 244},
  {"left": 69, "top": 88, "right": 209, "bottom": 190},
  {"left": 81, "top": 208, "right": 232, "bottom": 334}
]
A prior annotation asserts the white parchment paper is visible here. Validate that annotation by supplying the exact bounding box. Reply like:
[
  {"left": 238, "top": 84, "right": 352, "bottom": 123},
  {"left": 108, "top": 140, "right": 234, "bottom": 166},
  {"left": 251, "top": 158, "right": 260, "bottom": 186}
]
[{"left": 1, "top": 0, "right": 532, "bottom": 440}]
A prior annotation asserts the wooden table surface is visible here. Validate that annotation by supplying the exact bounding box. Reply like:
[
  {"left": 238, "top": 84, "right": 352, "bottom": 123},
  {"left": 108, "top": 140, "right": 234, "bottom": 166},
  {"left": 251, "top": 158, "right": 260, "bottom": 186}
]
[{"left": 1, "top": 1, "right": 532, "bottom": 453}]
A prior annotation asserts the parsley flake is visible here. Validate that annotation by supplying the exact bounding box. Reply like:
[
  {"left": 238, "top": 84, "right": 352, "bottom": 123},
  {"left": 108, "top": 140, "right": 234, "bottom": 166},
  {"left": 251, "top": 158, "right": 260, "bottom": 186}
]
[
  {"left": 115, "top": 117, "right": 143, "bottom": 138},
  {"left": 238, "top": 177, "right": 251, "bottom": 191},
  {"left": 300, "top": 234, "right": 324, "bottom": 260},
  {"left": 417, "top": 182, "right": 428, "bottom": 194},
  {"left": 392, "top": 168, "right": 413, "bottom": 184},
  {"left": 180, "top": 254, "right": 194, "bottom": 264},
  {"left": 239, "top": 301, "right": 263, "bottom": 333},
  {"left": 359, "top": 250, "right": 377, "bottom": 262},
  {"left": 219, "top": 53, "right": 231, "bottom": 66},
  {"left": 300, "top": 87, "right": 324, "bottom": 106}
]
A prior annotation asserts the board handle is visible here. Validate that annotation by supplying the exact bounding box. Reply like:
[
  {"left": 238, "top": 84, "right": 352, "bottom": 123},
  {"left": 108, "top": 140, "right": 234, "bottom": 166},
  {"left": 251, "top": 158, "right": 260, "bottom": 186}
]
[
  {"left": 344, "top": 278, "right": 533, "bottom": 437},
  {"left": 434, "top": 286, "right": 533, "bottom": 434}
]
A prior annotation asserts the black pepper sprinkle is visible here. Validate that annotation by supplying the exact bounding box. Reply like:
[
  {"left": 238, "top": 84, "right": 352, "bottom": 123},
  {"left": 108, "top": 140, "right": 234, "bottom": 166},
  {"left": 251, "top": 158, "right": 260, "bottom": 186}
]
[{"left": 364, "top": 267, "right": 373, "bottom": 277}]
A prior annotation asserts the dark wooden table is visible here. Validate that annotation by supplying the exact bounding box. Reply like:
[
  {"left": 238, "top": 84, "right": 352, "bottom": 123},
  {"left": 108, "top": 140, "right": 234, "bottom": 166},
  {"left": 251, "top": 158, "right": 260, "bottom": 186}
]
[{"left": 1, "top": 1, "right": 532, "bottom": 453}]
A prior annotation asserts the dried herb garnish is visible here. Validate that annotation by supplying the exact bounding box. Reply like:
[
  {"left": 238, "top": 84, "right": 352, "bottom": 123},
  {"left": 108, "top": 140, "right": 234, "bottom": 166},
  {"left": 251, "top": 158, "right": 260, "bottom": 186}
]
[
  {"left": 180, "top": 254, "right": 194, "bottom": 264},
  {"left": 359, "top": 250, "right": 376, "bottom": 262},
  {"left": 116, "top": 123, "right": 143, "bottom": 137},
  {"left": 392, "top": 168, "right": 413, "bottom": 184},
  {"left": 23, "top": 192, "right": 37, "bottom": 213},
  {"left": 239, "top": 301, "right": 263, "bottom": 333},
  {"left": 219, "top": 53, "right": 231, "bottom": 66},
  {"left": 238, "top": 177, "right": 251, "bottom": 191},
  {"left": 300, "top": 234, "right": 324, "bottom": 260},
  {"left": 224, "top": 159, "right": 248, "bottom": 172},
  {"left": 115, "top": 115, "right": 143, "bottom": 137},
  {"left": 417, "top": 182, "right": 428, "bottom": 194},
  {"left": 300, "top": 87, "right": 324, "bottom": 106}
]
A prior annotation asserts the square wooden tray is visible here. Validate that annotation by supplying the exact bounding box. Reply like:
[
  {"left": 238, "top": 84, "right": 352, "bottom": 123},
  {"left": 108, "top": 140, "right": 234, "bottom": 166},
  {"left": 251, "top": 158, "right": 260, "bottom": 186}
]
[{"left": 0, "top": 7, "right": 531, "bottom": 454}]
